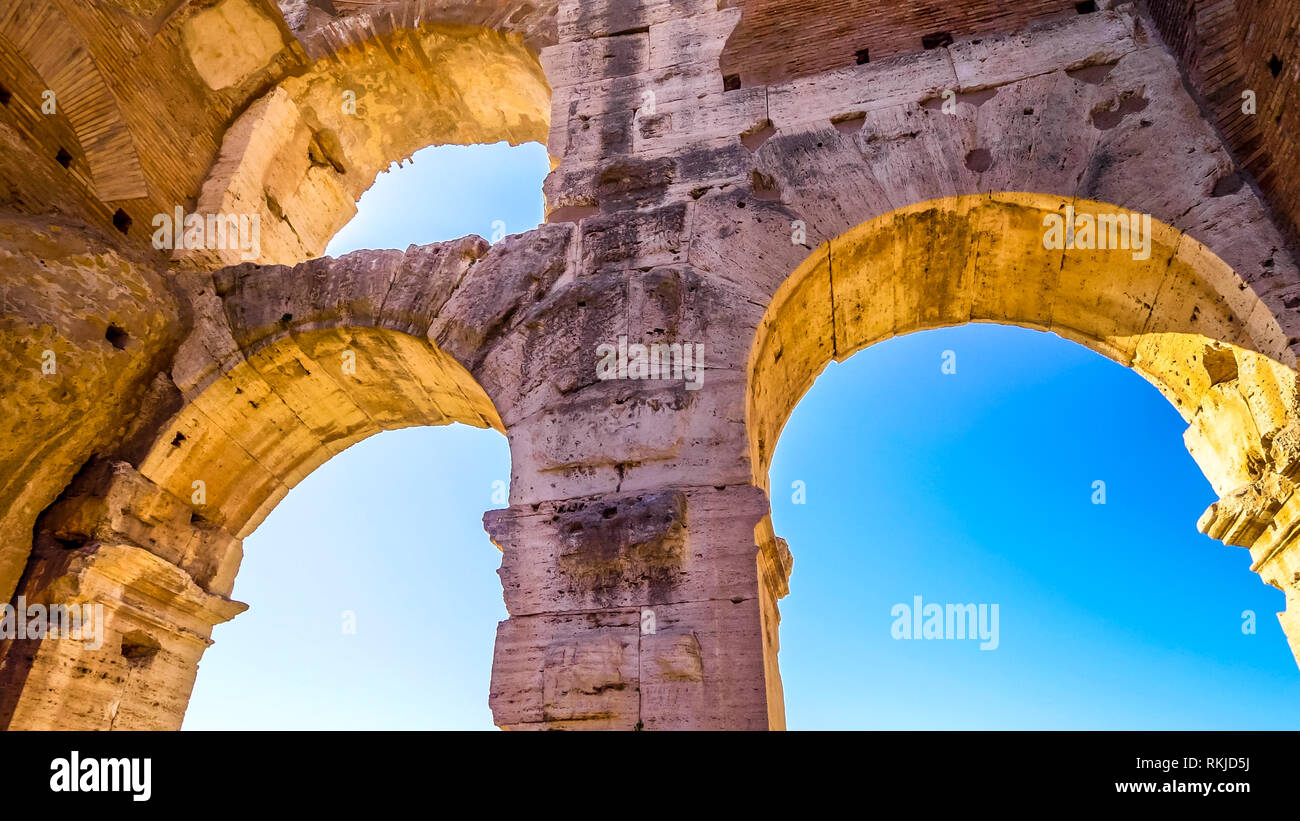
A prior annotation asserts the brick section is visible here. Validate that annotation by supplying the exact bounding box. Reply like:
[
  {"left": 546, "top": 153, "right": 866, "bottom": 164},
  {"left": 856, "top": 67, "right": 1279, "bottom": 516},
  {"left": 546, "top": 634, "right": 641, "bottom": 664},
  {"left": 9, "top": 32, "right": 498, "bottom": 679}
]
[
  {"left": 1148, "top": 0, "right": 1300, "bottom": 246},
  {"left": 719, "top": 0, "right": 1081, "bottom": 86}
]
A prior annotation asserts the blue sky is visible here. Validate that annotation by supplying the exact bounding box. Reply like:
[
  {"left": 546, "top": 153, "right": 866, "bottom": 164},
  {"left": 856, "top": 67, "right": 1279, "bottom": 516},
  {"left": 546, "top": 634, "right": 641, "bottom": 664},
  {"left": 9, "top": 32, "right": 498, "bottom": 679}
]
[{"left": 183, "top": 142, "right": 1300, "bottom": 730}]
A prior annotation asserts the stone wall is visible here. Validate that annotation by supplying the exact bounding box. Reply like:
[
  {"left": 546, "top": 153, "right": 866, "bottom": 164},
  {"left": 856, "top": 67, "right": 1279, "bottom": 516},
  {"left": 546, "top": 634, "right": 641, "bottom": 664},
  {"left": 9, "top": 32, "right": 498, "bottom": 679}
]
[{"left": 1, "top": 0, "right": 1299, "bottom": 730}]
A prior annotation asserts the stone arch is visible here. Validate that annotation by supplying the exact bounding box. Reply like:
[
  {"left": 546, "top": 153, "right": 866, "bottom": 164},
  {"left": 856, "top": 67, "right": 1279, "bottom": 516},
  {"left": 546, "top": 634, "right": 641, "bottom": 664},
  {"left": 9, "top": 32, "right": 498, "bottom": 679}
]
[
  {"left": 747, "top": 193, "right": 1300, "bottom": 729},
  {"left": 8, "top": 0, "right": 1300, "bottom": 733},
  {"left": 187, "top": 20, "right": 551, "bottom": 267},
  {"left": 0, "top": 222, "right": 573, "bottom": 730},
  {"left": 0, "top": 0, "right": 558, "bottom": 655},
  {"left": 142, "top": 238, "right": 506, "bottom": 547},
  {"left": 749, "top": 193, "right": 1298, "bottom": 495}
]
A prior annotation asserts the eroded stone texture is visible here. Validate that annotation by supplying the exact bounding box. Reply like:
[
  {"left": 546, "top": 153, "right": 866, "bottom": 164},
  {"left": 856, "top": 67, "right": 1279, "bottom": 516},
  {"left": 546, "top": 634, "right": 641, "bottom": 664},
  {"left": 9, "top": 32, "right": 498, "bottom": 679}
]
[
  {"left": 0, "top": 217, "right": 181, "bottom": 606},
  {"left": 2, "top": 0, "right": 1300, "bottom": 731}
]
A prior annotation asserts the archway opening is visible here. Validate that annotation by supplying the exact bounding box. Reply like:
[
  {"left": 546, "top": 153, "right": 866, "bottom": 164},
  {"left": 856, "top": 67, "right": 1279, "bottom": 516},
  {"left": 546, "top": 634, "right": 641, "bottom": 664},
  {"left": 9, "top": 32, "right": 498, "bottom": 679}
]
[
  {"left": 183, "top": 425, "right": 510, "bottom": 729},
  {"left": 180, "top": 141, "right": 547, "bottom": 729},
  {"left": 748, "top": 194, "right": 1300, "bottom": 729},
  {"left": 770, "top": 323, "right": 1300, "bottom": 728},
  {"left": 325, "top": 141, "right": 549, "bottom": 257},
  {"left": 186, "top": 19, "right": 552, "bottom": 268}
]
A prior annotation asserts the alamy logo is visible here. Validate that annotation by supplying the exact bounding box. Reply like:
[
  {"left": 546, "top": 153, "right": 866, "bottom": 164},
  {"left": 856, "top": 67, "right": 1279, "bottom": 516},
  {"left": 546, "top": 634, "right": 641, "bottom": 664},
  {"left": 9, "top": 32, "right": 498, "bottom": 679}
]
[
  {"left": 50, "top": 752, "right": 151, "bottom": 802},
  {"left": 0, "top": 597, "right": 103, "bottom": 650},
  {"left": 1042, "top": 205, "right": 1152, "bottom": 261},
  {"left": 596, "top": 335, "right": 705, "bottom": 390},
  {"left": 891, "top": 595, "right": 1000, "bottom": 650},
  {"left": 152, "top": 207, "right": 260, "bottom": 261}
]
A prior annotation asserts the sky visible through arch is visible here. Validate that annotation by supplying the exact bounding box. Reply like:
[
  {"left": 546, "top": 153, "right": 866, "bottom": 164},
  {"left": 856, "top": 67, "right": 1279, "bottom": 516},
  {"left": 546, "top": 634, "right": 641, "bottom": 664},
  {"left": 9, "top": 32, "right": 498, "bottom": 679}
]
[{"left": 183, "top": 141, "right": 1300, "bottom": 730}]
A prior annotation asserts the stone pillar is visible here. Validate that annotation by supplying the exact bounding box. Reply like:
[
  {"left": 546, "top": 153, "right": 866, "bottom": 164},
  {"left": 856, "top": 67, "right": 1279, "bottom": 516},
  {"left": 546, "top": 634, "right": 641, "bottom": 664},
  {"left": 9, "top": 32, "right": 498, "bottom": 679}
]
[
  {"left": 485, "top": 485, "right": 786, "bottom": 729},
  {"left": 469, "top": 0, "right": 798, "bottom": 729},
  {"left": 0, "top": 459, "right": 245, "bottom": 730}
]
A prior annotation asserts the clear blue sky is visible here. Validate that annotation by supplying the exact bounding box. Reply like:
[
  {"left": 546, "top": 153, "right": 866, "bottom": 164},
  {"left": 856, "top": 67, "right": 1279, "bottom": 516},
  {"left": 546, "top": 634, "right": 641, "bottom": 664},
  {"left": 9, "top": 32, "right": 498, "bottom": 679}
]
[{"left": 184, "top": 142, "right": 1300, "bottom": 730}]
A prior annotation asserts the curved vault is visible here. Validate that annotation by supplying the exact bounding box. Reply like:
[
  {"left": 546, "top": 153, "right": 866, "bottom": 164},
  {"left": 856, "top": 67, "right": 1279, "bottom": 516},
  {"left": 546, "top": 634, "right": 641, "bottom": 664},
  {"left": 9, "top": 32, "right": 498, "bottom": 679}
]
[
  {"left": 0, "top": 236, "right": 514, "bottom": 730},
  {"left": 188, "top": 21, "right": 551, "bottom": 268},
  {"left": 1, "top": 319, "right": 502, "bottom": 730},
  {"left": 134, "top": 237, "right": 508, "bottom": 587},
  {"left": 749, "top": 193, "right": 1299, "bottom": 498},
  {"left": 748, "top": 194, "right": 1300, "bottom": 717}
]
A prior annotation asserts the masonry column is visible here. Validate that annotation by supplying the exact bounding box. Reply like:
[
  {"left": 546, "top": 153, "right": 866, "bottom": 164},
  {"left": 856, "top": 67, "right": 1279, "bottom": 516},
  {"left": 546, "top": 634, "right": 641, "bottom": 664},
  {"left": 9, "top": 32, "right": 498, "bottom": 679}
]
[
  {"left": 0, "top": 459, "right": 245, "bottom": 730},
  {"left": 469, "top": 0, "right": 805, "bottom": 729},
  {"left": 486, "top": 484, "right": 790, "bottom": 729}
]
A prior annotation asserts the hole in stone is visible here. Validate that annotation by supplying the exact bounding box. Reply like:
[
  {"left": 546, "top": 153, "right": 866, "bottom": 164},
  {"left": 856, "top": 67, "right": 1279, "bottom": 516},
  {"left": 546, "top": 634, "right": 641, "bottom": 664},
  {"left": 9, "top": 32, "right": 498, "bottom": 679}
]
[
  {"left": 1268, "top": 55, "right": 1283, "bottom": 77},
  {"left": 112, "top": 209, "right": 131, "bottom": 235},
  {"left": 55, "top": 536, "right": 85, "bottom": 551},
  {"left": 1075, "top": 0, "right": 1098, "bottom": 13},
  {"left": 1092, "top": 107, "right": 1123, "bottom": 130},
  {"left": 740, "top": 119, "right": 775, "bottom": 152},
  {"left": 280, "top": 312, "right": 294, "bottom": 324},
  {"left": 170, "top": 432, "right": 187, "bottom": 447},
  {"left": 55, "top": 147, "right": 72, "bottom": 168},
  {"left": 1066, "top": 63, "right": 1116, "bottom": 85},
  {"left": 1202, "top": 344, "right": 1238, "bottom": 386},
  {"left": 547, "top": 204, "right": 600, "bottom": 223},
  {"left": 307, "top": 128, "right": 348, "bottom": 174},
  {"left": 1120, "top": 94, "right": 1149, "bottom": 114},
  {"left": 855, "top": 48, "right": 870, "bottom": 65},
  {"left": 723, "top": 74, "right": 741, "bottom": 91},
  {"left": 751, "top": 170, "right": 782, "bottom": 200},
  {"left": 121, "top": 630, "right": 162, "bottom": 664},
  {"left": 961, "top": 88, "right": 999, "bottom": 107},
  {"left": 831, "top": 111, "right": 866, "bottom": 135},
  {"left": 105, "top": 324, "right": 128, "bottom": 349},
  {"left": 964, "top": 148, "right": 993, "bottom": 172},
  {"left": 922, "top": 32, "right": 953, "bottom": 50},
  {"left": 1211, "top": 172, "right": 1243, "bottom": 197},
  {"left": 602, "top": 507, "right": 618, "bottom": 518},
  {"left": 0, "top": 84, "right": 10, "bottom": 105},
  {"left": 1091, "top": 94, "right": 1148, "bottom": 130}
]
